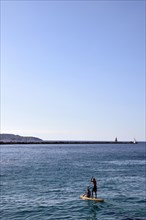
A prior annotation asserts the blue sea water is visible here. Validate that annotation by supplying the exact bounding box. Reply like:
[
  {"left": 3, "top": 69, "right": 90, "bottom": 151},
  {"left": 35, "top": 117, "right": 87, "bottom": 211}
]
[{"left": 0, "top": 143, "right": 146, "bottom": 220}]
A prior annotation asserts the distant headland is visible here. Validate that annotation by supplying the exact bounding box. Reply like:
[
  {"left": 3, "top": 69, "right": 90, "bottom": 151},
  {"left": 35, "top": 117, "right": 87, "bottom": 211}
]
[
  {"left": 0, "top": 134, "right": 137, "bottom": 145},
  {"left": 0, "top": 134, "right": 43, "bottom": 144}
]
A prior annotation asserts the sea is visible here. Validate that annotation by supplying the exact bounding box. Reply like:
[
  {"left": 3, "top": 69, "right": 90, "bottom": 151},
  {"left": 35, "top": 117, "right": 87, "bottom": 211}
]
[{"left": 0, "top": 142, "right": 146, "bottom": 220}]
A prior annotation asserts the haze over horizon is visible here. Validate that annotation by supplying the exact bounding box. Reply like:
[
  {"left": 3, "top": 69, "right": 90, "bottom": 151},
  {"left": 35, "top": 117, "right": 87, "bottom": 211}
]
[{"left": 1, "top": 1, "right": 145, "bottom": 141}]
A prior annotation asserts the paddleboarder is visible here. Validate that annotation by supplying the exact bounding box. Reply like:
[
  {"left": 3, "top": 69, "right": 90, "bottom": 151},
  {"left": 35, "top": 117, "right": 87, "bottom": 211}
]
[{"left": 91, "top": 177, "right": 97, "bottom": 198}]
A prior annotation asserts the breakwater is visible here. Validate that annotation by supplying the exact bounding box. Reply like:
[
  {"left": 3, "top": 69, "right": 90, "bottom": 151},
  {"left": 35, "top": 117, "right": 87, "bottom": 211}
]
[{"left": 0, "top": 140, "right": 135, "bottom": 145}]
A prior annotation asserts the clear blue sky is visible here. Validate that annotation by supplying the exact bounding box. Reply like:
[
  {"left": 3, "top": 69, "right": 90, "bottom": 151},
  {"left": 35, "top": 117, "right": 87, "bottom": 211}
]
[{"left": 1, "top": 0, "right": 145, "bottom": 141}]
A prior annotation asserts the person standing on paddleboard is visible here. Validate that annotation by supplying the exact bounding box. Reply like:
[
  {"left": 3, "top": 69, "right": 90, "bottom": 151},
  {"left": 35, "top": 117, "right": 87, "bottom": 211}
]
[{"left": 91, "top": 177, "right": 97, "bottom": 198}]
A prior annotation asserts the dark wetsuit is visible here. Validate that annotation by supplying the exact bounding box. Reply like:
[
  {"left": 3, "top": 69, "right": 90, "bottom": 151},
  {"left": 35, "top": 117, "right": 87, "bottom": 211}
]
[
  {"left": 86, "top": 188, "right": 91, "bottom": 198},
  {"left": 91, "top": 178, "right": 97, "bottom": 198}
]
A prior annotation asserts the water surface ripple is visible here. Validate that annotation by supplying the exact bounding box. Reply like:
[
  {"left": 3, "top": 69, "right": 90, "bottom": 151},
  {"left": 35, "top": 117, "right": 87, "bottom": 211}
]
[{"left": 1, "top": 143, "right": 146, "bottom": 219}]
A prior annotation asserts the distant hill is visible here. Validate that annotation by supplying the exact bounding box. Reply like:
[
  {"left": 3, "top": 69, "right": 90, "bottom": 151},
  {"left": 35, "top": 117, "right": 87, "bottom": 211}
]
[{"left": 0, "top": 134, "right": 43, "bottom": 143}]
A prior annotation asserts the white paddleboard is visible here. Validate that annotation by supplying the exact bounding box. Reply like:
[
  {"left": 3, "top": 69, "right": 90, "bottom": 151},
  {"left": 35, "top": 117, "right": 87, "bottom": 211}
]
[{"left": 80, "top": 194, "right": 104, "bottom": 202}]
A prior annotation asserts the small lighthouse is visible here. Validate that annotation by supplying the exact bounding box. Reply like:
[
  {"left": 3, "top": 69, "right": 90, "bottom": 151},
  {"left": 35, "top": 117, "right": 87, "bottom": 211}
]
[{"left": 115, "top": 137, "right": 118, "bottom": 142}]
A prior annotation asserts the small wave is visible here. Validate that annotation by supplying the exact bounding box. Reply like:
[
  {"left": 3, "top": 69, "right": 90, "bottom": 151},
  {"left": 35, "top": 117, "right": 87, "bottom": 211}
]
[
  {"left": 107, "top": 160, "right": 145, "bottom": 166},
  {"left": 121, "top": 217, "right": 146, "bottom": 220}
]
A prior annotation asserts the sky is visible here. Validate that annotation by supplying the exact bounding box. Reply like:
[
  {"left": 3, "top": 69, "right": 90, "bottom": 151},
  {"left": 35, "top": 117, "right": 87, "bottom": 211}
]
[{"left": 1, "top": 0, "right": 145, "bottom": 141}]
